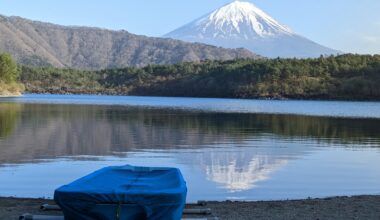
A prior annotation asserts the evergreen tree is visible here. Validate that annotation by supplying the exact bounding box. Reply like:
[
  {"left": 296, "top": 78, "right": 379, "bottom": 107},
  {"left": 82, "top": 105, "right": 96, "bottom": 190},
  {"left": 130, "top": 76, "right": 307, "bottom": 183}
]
[{"left": 0, "top": 53, "right": 18, "bottom": 83}]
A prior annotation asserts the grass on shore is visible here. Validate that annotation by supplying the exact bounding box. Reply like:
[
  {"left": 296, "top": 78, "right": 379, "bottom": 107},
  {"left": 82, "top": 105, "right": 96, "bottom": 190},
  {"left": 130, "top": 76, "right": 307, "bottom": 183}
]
[{"left": 0, "top": 81, "right": 24, "bottom": 96}]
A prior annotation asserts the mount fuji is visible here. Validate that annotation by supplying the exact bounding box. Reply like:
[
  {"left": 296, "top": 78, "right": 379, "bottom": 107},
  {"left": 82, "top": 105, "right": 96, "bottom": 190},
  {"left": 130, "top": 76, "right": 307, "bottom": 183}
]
[{"left": 165, "top": 1, "right": 340, "bottom": 58}]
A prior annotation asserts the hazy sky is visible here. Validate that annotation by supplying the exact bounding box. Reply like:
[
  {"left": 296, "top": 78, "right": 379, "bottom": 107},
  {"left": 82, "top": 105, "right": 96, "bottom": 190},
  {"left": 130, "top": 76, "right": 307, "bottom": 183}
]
[{"left": 1, "top": 0, "right": 379, "bottom": 54}]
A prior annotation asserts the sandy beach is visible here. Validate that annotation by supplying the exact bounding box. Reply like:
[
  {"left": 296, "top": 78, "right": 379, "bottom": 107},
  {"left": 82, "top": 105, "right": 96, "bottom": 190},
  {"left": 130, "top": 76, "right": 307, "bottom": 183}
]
[
  {"left": 0, "top": 93, "right": 22, "bottom": 98},
  {"left": 1, "top": 195, "right": 380, "bottom": 220}
]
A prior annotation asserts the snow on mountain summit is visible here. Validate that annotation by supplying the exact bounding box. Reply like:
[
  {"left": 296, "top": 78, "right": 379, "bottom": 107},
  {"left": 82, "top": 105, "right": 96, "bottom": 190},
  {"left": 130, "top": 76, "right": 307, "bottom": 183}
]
[
  {"left": 165, "top": 1, "right": 339, "bottom": 58},
  {"left": 167, "top": 1, "right": 294, "bottom": 41},
  {"left": 197, "top": 1, "right": 294, "bottom": 38}
]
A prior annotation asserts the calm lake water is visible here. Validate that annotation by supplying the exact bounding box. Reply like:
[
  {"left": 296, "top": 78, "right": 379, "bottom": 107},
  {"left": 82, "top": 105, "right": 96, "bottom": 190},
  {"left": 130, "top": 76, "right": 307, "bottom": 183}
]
[{"left": 0, "top": 94, "right": 380, "bottom": 202}]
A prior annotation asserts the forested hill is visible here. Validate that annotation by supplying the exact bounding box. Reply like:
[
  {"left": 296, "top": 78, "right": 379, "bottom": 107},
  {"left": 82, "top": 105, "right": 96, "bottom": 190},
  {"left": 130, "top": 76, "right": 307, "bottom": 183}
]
[
  {"left": 21, "top": 54, "right": 380, "bottom": 101},
  {"left": 0, "top": 15, "right": 257, "bottom": 70}
]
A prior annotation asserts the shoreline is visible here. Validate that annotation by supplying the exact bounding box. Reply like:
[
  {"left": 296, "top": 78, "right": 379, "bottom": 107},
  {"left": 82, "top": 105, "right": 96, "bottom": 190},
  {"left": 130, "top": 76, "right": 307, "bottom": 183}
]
[
  {"left": 9, "top": 92, "right": 380, "bottom": 103},
  {"left": 0, "top": 95, "right": 22, "bottom": 98},
  {"left": 1, "top": 195, "right": 379, "bottom": 220},
  {"left": 0, "top": 92, "right": 22, "bottom": 98},
  {"left": 23, "top": 91, "right": 380, "bottom": 102}
]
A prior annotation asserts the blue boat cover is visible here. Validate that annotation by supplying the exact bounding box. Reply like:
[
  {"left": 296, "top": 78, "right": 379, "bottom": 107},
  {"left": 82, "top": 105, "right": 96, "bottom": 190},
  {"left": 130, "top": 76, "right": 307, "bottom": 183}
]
[{"left": 54, "top": 165, "right": 187, "bottom": 220}]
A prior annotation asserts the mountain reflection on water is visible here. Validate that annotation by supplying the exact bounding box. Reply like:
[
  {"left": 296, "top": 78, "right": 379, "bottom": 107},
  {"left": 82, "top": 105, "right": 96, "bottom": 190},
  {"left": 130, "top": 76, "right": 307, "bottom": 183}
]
[
  {"left": 198, "top": 149, "right": 289, "bottom": 192},
  {"left": 0, "top": 100, "right": 380, "bottom": 200}
]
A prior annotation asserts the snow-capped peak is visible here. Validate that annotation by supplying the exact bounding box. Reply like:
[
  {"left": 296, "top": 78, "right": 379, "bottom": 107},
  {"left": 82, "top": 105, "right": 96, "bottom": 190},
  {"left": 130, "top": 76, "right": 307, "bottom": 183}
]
[
  {"left": 166, "top": 1, "right": 295, "bottom": 41},
  {"left": 165, "top": 1, "right": 339, "bottom": 58},
  {"left": 202, "top": 0, "right": 294, "bottom": 37}
]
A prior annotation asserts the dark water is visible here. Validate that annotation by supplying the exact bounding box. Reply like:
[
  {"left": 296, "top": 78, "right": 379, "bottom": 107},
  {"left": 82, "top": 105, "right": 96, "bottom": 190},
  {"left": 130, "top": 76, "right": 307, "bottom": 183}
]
[{"left": 0, "top": 94, "right": 380, "bottom": 201}]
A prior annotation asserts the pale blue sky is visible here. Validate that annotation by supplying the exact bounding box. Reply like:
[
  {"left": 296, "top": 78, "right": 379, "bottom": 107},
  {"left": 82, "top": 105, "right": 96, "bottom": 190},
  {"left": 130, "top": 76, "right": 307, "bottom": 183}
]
[{"left": 0, "top": 0, "right": 379, "bottom": 54}]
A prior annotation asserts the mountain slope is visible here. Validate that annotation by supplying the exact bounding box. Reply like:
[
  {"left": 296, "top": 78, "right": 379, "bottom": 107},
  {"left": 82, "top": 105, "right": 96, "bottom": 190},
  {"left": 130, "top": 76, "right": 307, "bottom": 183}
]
[
  {"left": 165, "top": 1, "right": 340, "bottom": 58},
  {"left": 0, "top": 15, "right": 257, "bottom": 69}
]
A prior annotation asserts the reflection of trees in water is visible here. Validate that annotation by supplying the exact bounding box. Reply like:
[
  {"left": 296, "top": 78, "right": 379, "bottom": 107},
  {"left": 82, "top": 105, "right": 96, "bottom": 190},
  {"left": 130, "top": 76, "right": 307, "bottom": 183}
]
[
  {"left": 0, "top": 104, "right": 379, "bottom": 164},
  {"left": 106, "top": 107, "right": 380, "bottom": 144},
  {"left": 0, "top": 103, "right": 21, "bottom": 139},
  {"left": 256, "top": 114, "right": 380, "bottom": 144},
  {"left": 15, "top": 104, "right": 380, "bottom": 141}
]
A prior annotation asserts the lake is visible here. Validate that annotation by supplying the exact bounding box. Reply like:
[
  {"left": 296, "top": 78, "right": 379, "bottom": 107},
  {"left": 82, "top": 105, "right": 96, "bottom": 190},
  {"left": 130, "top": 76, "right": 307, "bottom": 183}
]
[{"left": 0, "top": 94, "right": 380, "bottom": 202}]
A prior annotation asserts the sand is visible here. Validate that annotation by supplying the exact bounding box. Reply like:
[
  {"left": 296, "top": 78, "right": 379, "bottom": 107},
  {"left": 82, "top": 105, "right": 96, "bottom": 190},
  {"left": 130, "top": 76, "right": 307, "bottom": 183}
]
[{"left": 1, "top": 195, "right": 380, "bottom": 220}]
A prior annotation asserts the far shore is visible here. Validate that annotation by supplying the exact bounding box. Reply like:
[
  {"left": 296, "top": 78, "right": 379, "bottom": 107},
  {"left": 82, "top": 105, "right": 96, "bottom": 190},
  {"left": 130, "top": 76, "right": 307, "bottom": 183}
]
[
  {"left": 0, "top": 95, "right": 22, "bottom": 98},
  {"left": 1, "top": 195, "right": 379, "bottom": 220},
  {"left": 0, "top": 92, "right": 22, "bottom": 98},
  {"left": 12, "top": 91, "right": 380, "bottom": 102}
]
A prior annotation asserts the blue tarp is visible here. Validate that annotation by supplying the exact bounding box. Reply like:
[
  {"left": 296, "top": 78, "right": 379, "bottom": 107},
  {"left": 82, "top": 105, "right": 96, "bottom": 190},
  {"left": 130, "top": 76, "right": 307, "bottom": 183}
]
[{"left": 54, "top": 165, "right": 187, "bottom": 220}]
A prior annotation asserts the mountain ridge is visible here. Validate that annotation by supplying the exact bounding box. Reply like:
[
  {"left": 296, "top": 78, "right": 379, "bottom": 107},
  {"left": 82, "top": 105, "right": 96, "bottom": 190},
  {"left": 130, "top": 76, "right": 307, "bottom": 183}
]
[
  {"left": 165, "top": 1, "right": 340, "bottom": 58},
  {"left": 0, "top": 14, "right": 258, "bottom": 70}
]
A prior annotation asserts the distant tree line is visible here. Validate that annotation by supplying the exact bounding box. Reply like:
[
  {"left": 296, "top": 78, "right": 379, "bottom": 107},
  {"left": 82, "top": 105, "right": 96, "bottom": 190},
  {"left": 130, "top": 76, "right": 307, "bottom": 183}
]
[{"left": 20, "top": 54, "right": 380, "bottom": 100}]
